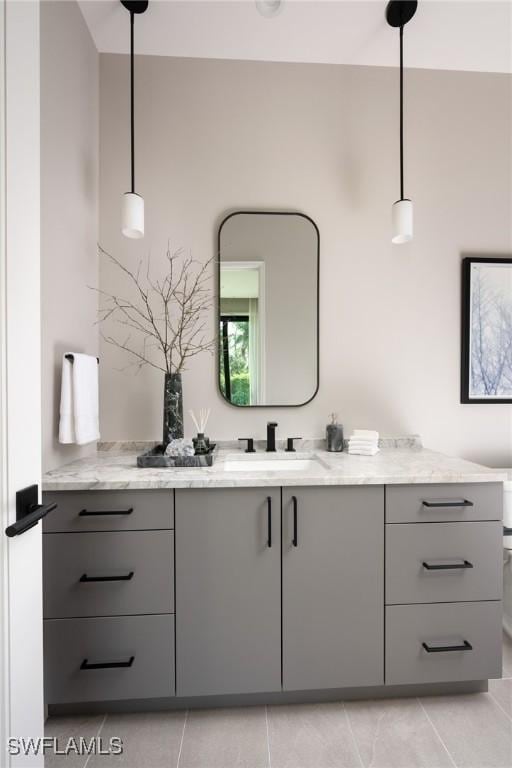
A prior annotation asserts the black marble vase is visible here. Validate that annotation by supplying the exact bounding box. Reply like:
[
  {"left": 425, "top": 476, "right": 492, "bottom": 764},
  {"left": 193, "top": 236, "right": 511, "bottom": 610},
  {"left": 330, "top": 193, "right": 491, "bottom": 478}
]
[{"left": 163, "top": 373, "right": 184, "bottom": 447}]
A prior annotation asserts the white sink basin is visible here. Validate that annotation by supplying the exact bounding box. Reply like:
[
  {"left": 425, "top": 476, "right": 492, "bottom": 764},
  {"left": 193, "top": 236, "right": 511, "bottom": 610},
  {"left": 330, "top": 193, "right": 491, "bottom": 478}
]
[{"left": 223, "top": 456, "right": 327, "bottom": 473}]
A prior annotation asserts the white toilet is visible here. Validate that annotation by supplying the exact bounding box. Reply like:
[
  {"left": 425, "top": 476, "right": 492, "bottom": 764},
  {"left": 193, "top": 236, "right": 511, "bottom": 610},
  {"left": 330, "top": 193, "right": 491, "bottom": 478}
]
[{"left": 503, "top": 475, "right": 512, "bottom": 638}]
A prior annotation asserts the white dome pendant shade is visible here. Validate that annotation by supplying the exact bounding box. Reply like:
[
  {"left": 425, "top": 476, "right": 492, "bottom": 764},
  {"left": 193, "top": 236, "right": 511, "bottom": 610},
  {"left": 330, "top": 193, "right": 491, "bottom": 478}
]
[
  {"left": 386, "top": 0, "right": 417, "bottom": 245},
  {"left": 392, "top": 198, "right": 413, "bottom": 244},
  {"left": 122, "top": 192, "right": 144, "bottom": 239},
  {"left": 120, "top": 1, "right": 148, "bottom": 239},
  {"left": 255, "top": 0, "right": 283, "bottom": 17}
]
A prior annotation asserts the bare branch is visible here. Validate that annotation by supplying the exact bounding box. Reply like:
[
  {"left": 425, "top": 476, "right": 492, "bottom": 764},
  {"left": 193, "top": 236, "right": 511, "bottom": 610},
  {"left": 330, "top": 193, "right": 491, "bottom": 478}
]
[{"left": 95, "top": 245, "right": 215, "bottom": 374}]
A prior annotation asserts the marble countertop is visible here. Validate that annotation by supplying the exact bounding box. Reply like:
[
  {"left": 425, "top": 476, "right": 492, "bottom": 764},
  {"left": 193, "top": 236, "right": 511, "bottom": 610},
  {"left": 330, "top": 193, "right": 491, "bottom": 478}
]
[{"left": 42, "top": 438, "right": 506, "bottom": 491}]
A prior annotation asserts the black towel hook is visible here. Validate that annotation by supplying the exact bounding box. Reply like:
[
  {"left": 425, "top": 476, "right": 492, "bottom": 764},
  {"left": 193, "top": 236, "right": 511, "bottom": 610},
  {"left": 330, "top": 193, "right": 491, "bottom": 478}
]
[{"left": 65, "top": 354, "right": 99, "bottom": 364}]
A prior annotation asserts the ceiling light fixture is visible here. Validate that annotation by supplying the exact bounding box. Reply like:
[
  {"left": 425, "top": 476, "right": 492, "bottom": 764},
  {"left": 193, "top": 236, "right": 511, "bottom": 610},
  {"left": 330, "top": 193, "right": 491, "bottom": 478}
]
[
  {"left": 386, "top": 0, "right": 417, "bottom": 245},
  {"left": 120, "top": 0, "right": 148, "bottom": 239},
  {"left": 255, "top": 0, "right": 283, "bottom": 18}
]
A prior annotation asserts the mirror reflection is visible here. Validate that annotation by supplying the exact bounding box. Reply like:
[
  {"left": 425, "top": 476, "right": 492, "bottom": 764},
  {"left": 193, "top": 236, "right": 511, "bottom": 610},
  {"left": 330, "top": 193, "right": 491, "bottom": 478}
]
[{"left": 218, "top": 212, "right": 319, "bottom": 407}]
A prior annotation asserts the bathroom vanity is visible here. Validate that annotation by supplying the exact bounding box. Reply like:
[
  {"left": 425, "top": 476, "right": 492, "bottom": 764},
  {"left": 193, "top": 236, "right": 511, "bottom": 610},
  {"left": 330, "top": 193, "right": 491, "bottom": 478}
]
[{"left": 42, "top": 444, "right": 505, "bottom": 712}]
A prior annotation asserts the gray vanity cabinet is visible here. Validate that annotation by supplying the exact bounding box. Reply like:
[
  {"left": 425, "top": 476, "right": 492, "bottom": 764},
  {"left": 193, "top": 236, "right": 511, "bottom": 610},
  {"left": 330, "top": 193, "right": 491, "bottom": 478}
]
[
  {"left": 384, "top": 482, "right": 503, "bottom": 687},
  {"left": 175, "top": 488, "right": 281, "bottom": 697},
  {"left": 281, "top": 486, "right": 384, "bottom": 691},
  {"left": 42, "top": 489, "right": 175, "bottom": 706},
  {"left": 43, "top": 479, "right": 501, "bottom": 708}
]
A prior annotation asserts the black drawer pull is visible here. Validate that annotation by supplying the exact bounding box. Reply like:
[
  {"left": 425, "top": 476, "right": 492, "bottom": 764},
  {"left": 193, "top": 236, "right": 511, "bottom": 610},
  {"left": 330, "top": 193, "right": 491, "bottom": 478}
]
[
  {"left": 267, "top": 497, "right": 272, "bottom": 548},
  {"left": 292, "top": 496, "right": 298, "bottom": 547},
  {"left": 422, "top": 499, "right": 473, "bottom": 509},
  {"left": 80, "top": 656, "right": 135, "bottom": 670},
  {"left": 79, "top": 507, "right": 133, "bottom": 517},
  {"left": 79, "top": 571, "right": 134, "bottom": 583},
  {"left": 504, "top": 526, "right": 512, "bottom": 536},
  {"left": 422, "top": 640, "right": 472, "bottom": 653},
  {"left": 422, "top": 560, "right": 473, "bottom": 571}
]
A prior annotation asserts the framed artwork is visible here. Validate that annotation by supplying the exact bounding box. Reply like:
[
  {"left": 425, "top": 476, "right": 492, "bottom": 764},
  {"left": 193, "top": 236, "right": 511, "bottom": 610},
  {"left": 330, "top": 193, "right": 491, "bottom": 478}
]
[{"left": 461, "top": 257, "right": 512, "bottom": 403}]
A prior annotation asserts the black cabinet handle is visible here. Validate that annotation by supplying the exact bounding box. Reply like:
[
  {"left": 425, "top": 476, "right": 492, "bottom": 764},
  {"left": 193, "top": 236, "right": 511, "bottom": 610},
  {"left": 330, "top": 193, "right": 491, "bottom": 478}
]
[
  {"left": 79, "top": 571, "right": 134, "bottom": 583},
  {"left": 267, "top": 497, "right": 272, "bottom": 547},
  {"left": 422, "top": 560, "right": 473, "bottom": 571},
  {"left": 504, "top": 526, "right": 512, "bottom": 536},
  {"left": 80, "top": 656, "right": 135, "bottom": 670},
  {"left": 422, "top": 499, "right": 473, "bottom": 509},
  {"left": 79, "top": 507, "right": 133, "bottom": 517},
  {"left": 292, "top": 496, "right": 298, "bottom": 547},
  {"left": 422, "top": 640, "right": 472, "bottom": 653},
  {"left": 5, "top": 502, "right": 57, "bottom": 538}
]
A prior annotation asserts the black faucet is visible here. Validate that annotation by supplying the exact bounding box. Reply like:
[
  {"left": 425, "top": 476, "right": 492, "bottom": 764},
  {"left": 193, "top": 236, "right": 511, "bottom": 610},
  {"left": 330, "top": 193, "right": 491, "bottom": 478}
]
[
  {"left": 238, "top": 438, "right": 256, "bottom": 453},
  {"left": 266, "top": 422, "right": 278, "bottom": 452}
]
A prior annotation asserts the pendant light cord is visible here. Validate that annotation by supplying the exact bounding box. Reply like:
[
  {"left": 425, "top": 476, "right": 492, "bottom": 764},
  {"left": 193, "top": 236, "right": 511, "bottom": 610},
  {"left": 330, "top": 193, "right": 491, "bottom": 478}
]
[
  {"left": 130, "top": 10, "right": 135, "bottom": 194},
  {"left": 399, "top": 23, "right": 404, "bottom": 201}
]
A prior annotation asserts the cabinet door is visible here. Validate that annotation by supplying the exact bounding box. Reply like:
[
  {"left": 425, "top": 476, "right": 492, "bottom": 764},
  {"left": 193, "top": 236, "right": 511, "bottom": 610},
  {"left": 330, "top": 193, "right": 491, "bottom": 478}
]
[
  {"left": 282, "top": 486, "right": 384, "bottom": 691},
  {"left": 175, "top": 488, "right": 281, "bottom": 696}
]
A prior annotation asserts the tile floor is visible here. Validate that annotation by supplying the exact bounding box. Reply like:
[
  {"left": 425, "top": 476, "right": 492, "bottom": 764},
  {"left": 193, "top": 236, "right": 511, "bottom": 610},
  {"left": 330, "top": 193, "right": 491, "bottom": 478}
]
[{"left": 44, "top": 634, "right": 512, "bottom": 768}]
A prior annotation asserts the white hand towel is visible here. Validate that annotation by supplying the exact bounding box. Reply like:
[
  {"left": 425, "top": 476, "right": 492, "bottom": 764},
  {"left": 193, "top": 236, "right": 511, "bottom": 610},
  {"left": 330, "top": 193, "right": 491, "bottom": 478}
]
[
  {"left": 352, "top": 429, "right": 379, "bottom": 440},
  {"left": 348, "top": 440, "right": 379, "bottom": 451},
  {"left": 58, "top": 355, "right": 74, "bottom": 444},
  {"left": 59, "top": 353, "right": 100, "bottom": 445},
  {"left": 348, "top": 446, "right": 379, "bottom": 456},
  {"left": 349, "top": 438, "right": 379, "bottom": 447}
]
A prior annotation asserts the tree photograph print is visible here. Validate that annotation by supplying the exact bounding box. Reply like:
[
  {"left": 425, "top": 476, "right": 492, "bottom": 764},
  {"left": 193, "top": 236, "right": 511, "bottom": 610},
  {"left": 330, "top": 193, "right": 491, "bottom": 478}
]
[{"left": 461, "top": 257, "right": 512, "bottom": 403}]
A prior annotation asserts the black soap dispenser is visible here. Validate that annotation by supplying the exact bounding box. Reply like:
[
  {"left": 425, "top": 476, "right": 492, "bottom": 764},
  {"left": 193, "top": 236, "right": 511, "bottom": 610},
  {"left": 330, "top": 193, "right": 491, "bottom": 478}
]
[{"left": 326, "top": 413, "right": 344, "bottom": 452}]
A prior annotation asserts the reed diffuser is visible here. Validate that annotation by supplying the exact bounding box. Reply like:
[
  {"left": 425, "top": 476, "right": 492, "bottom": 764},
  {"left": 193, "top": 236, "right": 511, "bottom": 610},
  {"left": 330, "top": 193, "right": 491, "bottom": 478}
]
[{"left": 189, "top": 408, "right": 211, "bottom": 455}]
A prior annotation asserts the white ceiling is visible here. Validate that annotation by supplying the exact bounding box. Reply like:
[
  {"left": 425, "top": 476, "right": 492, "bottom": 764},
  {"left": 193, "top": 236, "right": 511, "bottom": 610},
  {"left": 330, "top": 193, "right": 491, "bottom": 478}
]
[{"left": 78, "top": 0, "right": 512, "bottom": 74}]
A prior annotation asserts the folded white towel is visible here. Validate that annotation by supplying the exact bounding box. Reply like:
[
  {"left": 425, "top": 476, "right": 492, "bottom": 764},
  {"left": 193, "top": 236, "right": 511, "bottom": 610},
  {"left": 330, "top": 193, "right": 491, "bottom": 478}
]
[
  {"left": 352, "top": 429, "right": 379, "bottom": 440},
  {"left": 59, "top": 353, "right": 100, "bottom": 445},
  {"left": 348, "top": 438, "right": 379, "bottom": 447},
  {"left": 348, "top": 446, "right": 380, "bottom": 456},
  {"left": 348, "top": 430, "right": 380, "bottom": 455}
]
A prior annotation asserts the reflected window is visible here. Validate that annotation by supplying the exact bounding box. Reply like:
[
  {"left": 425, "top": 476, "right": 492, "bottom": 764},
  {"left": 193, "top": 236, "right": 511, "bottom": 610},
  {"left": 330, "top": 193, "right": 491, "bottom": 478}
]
[
  {"left": 219, "top": 263, "right": 264, "bottom": 405},
  {"left": 220, "top": 316, "right": 250, "bottom": 405}
]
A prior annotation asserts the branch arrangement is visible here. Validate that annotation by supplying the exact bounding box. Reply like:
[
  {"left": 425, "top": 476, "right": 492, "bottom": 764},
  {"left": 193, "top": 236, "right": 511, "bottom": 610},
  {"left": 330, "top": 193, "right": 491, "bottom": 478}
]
[{"left": 94, "top": 244, "right": 215, "bottom": 375}]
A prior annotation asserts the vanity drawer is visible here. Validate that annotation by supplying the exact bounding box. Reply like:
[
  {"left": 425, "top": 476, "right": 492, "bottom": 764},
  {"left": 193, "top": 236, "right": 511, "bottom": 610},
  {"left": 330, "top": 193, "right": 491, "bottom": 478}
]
[
  {"left": 386, "top": 522, "right": 502, "bottom": 605},
  {"left": 43, "top": 531, "right": 174, "bottom": 618},
  {"left": 386, "top": 601, "right": 502, "bottom": 685},
  {"left": 42, "top": 490, "right": 174, "bottom": 532},
  {"left": 44, "top": 614, "right": 175, "bottom": 704},
  {"left": 386, "top": 483, "right": 502, "bottom": 524}
]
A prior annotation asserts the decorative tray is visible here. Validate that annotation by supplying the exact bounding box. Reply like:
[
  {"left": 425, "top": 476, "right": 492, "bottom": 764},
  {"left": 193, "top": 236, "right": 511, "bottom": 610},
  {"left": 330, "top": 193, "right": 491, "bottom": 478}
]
[{"left": 137, "top": 443, "right": 217, "bottom": 468}]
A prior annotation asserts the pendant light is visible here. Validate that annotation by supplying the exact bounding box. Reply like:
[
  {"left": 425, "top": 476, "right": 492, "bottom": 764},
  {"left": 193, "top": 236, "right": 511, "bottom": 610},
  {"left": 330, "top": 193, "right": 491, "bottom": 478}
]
[
  {"left": 120, "top": 0, "right": 148, "bottom": 239},
  {"left": 386, "top": 0, "right": 417, "bottom": 244},
  {"left": 255, "top": 0, "right": 283, "bottom": 17}
]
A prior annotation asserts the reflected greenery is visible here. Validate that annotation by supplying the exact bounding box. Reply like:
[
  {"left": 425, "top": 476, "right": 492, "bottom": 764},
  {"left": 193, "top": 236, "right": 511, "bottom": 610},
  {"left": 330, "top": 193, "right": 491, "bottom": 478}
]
[{"left": 219, "top": 318, "right": 250, "bottom": 405}]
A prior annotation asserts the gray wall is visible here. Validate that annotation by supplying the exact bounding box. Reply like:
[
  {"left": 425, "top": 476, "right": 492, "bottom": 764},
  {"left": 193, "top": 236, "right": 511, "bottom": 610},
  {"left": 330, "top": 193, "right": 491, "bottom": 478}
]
[
  {"left": 99, "top": 54, "right": 512, "bottom": 466},
  {"left": 41, "top": 0, "right": 99, "bottom": 472}
]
